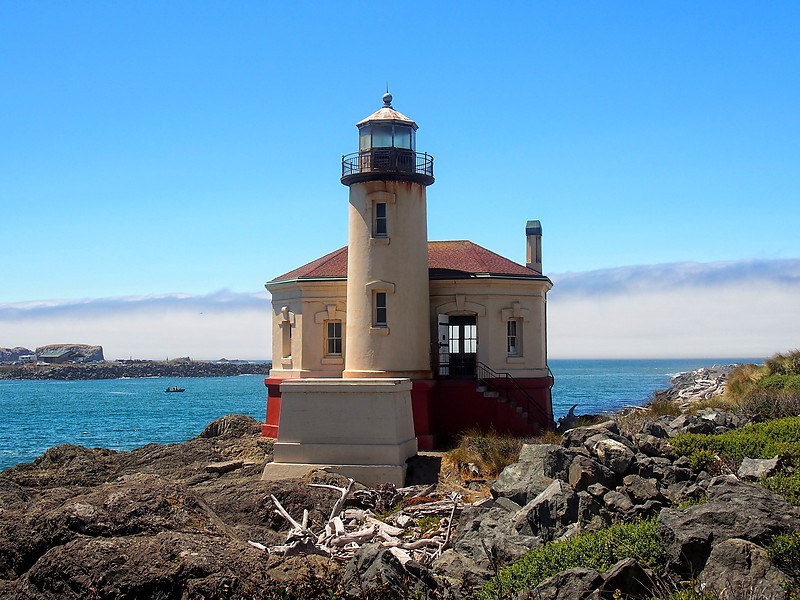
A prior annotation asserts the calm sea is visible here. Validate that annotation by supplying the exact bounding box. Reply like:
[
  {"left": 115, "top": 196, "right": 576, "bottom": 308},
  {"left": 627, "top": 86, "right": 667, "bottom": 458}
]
[{"left": 0, "top": 358, "right": 760, "bottom": 471}]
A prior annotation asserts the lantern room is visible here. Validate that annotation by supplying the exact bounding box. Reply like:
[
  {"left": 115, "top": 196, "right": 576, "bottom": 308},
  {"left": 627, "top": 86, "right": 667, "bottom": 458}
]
[
  {"left": 341, "top": 93, "right": 434, "bottom": 186},
  {"left": 357, "top": 93, "right": 417, "bottom": 151}
]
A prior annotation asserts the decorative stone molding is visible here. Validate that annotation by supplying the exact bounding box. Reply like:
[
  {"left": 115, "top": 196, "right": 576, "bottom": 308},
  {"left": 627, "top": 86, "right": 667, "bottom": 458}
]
[
  {"left": 314, "top": 303, "right": 346, "bottom": 324},
  {"left": 366, "top": 190, "right": 397, "bottom": 204},
  {"left": 435, "top": 297, "right": 486, "bottom": 317},
  {"left": 279, "top": 306, "right": 296, "bottom": 325},
  {"left": 365, "top": 280, "right": 396, "bottom": 294},
  {"left": 501, "top": 301, "right": 530, "bottom": 322}
]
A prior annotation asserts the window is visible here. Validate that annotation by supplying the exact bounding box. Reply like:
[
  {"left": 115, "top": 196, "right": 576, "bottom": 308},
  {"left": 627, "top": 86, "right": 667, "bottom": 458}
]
[
  {"left": 374, "top": 292, "right": 387, "bottom": 327},
  {"left": 507, "top": 320, "right": 521, "bottom": 356},
  {"left": 374, "top": 202, "right": 387, "bottom": 237},
  {"left": 325, "top": 320, "right": 342, "bottom": 356}
]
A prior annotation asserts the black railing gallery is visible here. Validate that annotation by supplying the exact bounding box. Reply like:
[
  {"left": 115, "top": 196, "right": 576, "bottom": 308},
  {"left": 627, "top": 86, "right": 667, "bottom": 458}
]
[{"left": 342, "top": 148, "right": 434, "bottom": 179}]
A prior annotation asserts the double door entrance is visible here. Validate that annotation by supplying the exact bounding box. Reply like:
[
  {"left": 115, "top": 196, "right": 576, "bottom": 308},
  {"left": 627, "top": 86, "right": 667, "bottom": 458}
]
[{"left": 437, "top": 314, "right": 477, "bottom": 378}]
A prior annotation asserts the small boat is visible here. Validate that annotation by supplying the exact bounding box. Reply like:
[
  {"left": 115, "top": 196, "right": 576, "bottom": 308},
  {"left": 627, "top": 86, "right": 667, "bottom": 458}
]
[{"left": 165, "top": 386, "right": 186, "bottom": 393}]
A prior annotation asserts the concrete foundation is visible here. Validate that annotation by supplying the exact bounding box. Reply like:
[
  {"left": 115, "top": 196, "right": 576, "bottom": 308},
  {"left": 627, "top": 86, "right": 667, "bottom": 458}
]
[{"left": 261, "top": 378, "right": 417, "bottom": 487}]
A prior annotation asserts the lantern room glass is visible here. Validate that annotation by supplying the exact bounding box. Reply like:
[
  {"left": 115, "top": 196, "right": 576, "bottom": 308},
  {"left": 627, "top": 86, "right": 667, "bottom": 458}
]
[{"left": 358, "top": 123, "right": 416, "bottom": 151}]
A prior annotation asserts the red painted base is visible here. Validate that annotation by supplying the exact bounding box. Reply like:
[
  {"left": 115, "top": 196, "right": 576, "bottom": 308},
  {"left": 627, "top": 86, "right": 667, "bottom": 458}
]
[
  {"left": 261, "top": 377, "right": 283, "bottom": 439},
  {"left": 261, "top": 375, "right": 554, "bottom": 446}
]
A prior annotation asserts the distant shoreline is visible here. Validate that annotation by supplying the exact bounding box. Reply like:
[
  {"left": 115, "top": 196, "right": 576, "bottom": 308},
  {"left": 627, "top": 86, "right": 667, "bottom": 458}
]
[{"left": 0, "top": 360, "right": 272, "bottom": 380}]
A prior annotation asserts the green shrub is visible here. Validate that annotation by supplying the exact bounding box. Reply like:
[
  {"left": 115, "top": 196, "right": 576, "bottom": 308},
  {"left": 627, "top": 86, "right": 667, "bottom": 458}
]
[
  {"left": 688, "top": 448, "right": 718, "bottom": 472},
  {"left": 723, "top": 353, "right": 800, "bottom": 422},
  {"left": 765, "top": 351, "right": 800, "bottom": 376},
  {"left": 671, "top": 417, "right": 800, "bottom": 468},
  {"left": 739, "top": 389, "right": 800, "bottom": 422},
  {"left": 769, "top": 531, "right": 800, "bottom": 580},
  {"left": 480, "top": 518, "right": 666, "bottom": 598},
  {"left": 762, "top": 470, "right": 800, "bottom": 506}
]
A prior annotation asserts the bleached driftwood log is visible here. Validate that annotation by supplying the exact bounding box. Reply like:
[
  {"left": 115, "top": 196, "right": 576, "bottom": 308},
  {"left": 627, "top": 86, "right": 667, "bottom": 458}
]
[{"left": 249, "top": 481, "right": 469, "bottom": 565}]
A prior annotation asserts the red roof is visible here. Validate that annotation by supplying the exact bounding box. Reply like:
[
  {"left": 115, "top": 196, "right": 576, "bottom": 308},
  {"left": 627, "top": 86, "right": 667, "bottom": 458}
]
[{"left": 270, "top": 240, "right": 542, "bottom": 283}]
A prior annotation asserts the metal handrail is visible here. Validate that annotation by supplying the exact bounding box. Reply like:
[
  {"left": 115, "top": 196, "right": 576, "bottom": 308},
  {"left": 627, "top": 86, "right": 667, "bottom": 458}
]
[
  {"left": 342, "top": 149, "right": 434, "bottom": 178},
  {"left": 474, "top": 361, "right": 553, "bottom": 429}
]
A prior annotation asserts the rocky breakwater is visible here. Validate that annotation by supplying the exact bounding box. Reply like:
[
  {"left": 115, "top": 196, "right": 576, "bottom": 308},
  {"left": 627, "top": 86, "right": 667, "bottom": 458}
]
[
  {"left": 0, "top": 360, "right": 271, "bottom": 380},
  {"left": 652, "top": 365, "right": 736, "bottom": 409},
  {"left": 2, "top": 410, "right": 798, "bottom": 598}
]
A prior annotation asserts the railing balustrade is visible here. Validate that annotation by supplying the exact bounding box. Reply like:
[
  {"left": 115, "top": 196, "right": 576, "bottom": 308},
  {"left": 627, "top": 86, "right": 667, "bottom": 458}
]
[{"left": 342, "top": 149, "right": 434, "bottom": 179}]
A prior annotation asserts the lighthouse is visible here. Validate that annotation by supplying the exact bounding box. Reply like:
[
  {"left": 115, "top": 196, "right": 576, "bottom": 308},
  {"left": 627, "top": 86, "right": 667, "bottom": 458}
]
[
  {"left": 262, "top": 93, "right": 555, "bottom": 484},
  {"left": 341, "top": 93, "right": 434, "bottom": 379}
]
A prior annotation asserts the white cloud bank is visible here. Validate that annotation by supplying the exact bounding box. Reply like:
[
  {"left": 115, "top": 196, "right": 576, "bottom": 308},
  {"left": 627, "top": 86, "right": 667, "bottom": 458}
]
[
  {"left": 548, "top": 259, "right": 800, "bottom": 359},
  {"left": 0, "top": 291, "right": 271, "bottom": 361},
  {"left": 1, "top": 259, "right": 798, "bottom": 361}
]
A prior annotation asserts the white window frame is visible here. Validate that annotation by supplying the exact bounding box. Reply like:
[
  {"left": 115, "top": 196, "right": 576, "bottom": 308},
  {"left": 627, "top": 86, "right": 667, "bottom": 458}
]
[
  {"left": 507, "top": 319, "right": 521, "bottom": 357},
  {"left": 374, "top": 202, "right": 388, "bottom": 237},
  {"left": 374, "top": 291, "right": 388, "bottom": 327},
  {"left": 325, "top": 320, "right": 343, "bottom": 357}
]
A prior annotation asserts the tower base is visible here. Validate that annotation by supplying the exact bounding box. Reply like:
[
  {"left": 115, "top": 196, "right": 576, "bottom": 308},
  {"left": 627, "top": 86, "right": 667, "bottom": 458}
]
[{"left": 261, "top": 378, "right": 417, "bottom": 488}]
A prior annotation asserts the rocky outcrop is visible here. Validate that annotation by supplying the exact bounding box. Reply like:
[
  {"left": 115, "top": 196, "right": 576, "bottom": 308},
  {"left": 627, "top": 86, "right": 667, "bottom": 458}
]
[
  {"left": 653, "top": 365, "right": 737, "bottom": 407},
  {"left": 0, "top": 347, "right": 34, "bottom": 362},
  {"left": 2, "top": 409, "right": 798, "bottom": 599},
  {"left": 35, "top": 344, "right": 104, "bottom": 363},
  {"left": 0, "top": 360, "right": 271, "bottom": 380}
]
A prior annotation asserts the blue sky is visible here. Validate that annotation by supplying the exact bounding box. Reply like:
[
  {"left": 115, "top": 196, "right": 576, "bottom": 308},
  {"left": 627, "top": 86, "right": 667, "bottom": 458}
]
[{"left": 2, "top": 2, "right": 799, "bottom": 359}]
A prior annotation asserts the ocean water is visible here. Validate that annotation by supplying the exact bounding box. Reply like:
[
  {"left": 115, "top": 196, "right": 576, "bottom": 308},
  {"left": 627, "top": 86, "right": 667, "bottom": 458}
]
[{"left": 0, "top": 358, "right": 760, "bottom": 471}]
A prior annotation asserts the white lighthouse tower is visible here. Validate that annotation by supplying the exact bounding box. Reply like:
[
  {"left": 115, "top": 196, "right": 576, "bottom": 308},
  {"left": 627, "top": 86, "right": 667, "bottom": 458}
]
[{"left": 341, "top": 92, "right": 434, "bottom": 379}]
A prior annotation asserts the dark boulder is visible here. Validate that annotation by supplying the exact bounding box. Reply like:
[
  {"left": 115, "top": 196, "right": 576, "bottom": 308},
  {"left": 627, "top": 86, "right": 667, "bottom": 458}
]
[
  {"left": 699, "top": 538, "right": 791, "bottom": 600},
  {"left": 520, "top": 566, "right": 603, "bottom": 600},
  {"left": 658, "top": 475, "right": 800, "bottom": 577}
]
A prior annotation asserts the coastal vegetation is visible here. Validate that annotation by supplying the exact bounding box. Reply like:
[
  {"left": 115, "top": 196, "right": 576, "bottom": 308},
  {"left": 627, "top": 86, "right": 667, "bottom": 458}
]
[
  {"left": 481, "top": 517, "right": 665, "bottom": 598},
  {"left": 443, "top": 428, "right": 560, "bottom": 481},
  {"left": 478, "top": 350, "right": 800, "bottom": 599},
  {"left": 5, "top": 351, "right": 800, "bottom": 598}
]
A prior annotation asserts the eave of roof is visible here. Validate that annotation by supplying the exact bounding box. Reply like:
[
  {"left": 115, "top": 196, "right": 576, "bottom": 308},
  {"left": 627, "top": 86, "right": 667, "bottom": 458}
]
[{"left": 268, "top": 240, "right": 548, "bottom": 285}]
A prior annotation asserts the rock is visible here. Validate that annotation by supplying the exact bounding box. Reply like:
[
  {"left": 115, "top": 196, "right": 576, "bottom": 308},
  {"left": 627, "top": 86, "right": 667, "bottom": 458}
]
[
  {"left": 603, "top": 490, "right": 634, "bottom": 514},
  {"left": 641, "top": 418, "right": 671, "bottom": 438},
  {"left": 432, "top": 550, "right": 493, "bottom": 596},
  {"left": 633, "top": 434, "right": 672, "bottom": 458},
  {"left": 597, "top": 557, "right": 656, "bottom": 599},
  {"left": 514, "top": 480, "right": 578, "bottom": 539},
  {"left": 205, "top": 460, "right": 244, "bottom": 474},
  {"left": 699, "top": 538, "right": 790, "bottom": 600},
  {"left": 668, "top": 414, "right": 714, "bottom": 435},
  {"left": 737, "top": 456, "right": 781, "bottom": 480},
  {"left": 0, "top": 414, "right": 316, "bottom": 597},
  {"left": 561, "top": 421, "right": 621, "bottom": 449},
  {"left": 577, "top": 491, "right": 607, "bottom": 531},
  {"left": 492, "top": 460, "right": 554, "bottom": 506},
  {"left": 523, "top": 566, "right": 603, "bottom": 599},
  {"left": 543, "top": 446, "right": 588, "bottom": 481},
  {"left": 658, "top": 475, "right": 800, "bottom": 577},
  {"left": 621, "top": 475, "right": 662, "bottom": 505},
  {"left": 585, "top": 435, "right": 635, "bottom": 475},
  {"left": 586, "top": 483, "right": 609, "bottom": 498},
  {"left": 518, "top": 443, "right": 560, "bottom": 463},
  {"left": 568, "top": 455, "right": 616, "bottom": 492},
  {"left": 452, "top": 497, "right": 536, "bottom": 569},
  {"left": 344, "top": 543, "right": 437, "bottom": 599}
]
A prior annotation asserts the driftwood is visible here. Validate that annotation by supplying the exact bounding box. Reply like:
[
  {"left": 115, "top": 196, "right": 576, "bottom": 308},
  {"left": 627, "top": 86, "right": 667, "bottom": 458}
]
[{"left": 249, "top": 480, "right": 467, "bottom": 565}]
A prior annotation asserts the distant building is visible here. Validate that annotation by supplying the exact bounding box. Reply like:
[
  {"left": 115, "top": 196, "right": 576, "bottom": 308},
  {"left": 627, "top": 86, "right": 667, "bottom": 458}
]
[
  {"left": 263, "top": 95, "right": 554, "bottom": 449},
  {"left": 37, "top": 349, "right": 77, "bottom": 364}
]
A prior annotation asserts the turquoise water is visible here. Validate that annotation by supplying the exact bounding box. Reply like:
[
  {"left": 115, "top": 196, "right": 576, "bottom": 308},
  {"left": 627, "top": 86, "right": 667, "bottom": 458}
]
[
  {"left": 0, "top": 375, "right": 267, "bottom": 472},
  {"left": 0, "top": 359, "right": 761, "bottom": 471}
]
